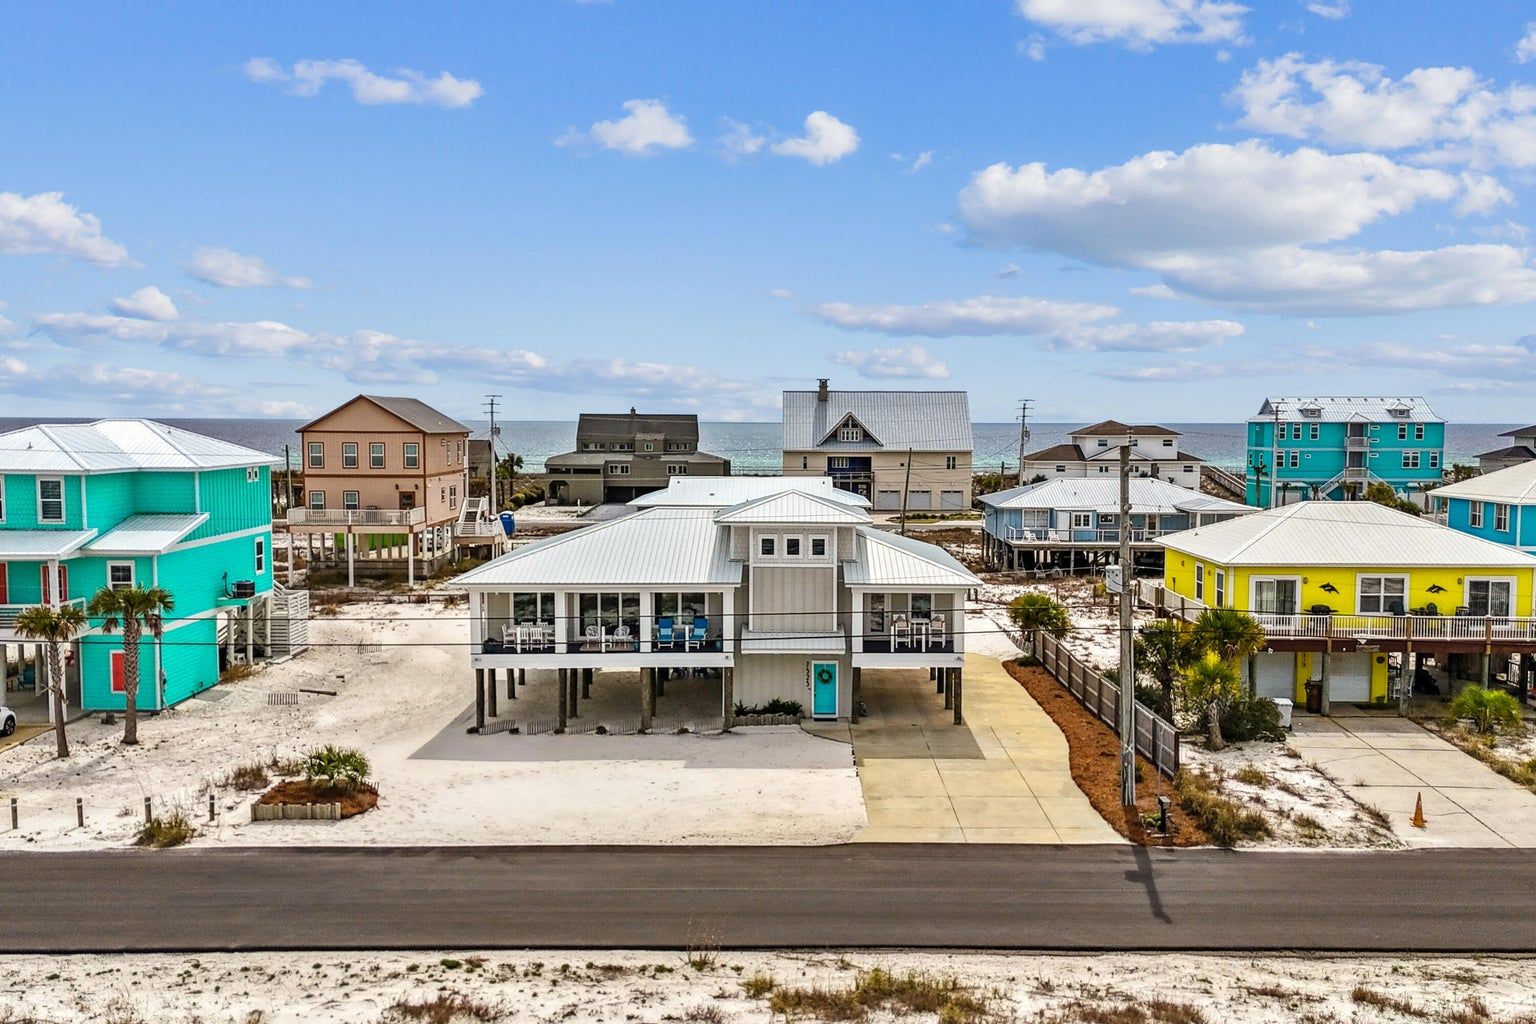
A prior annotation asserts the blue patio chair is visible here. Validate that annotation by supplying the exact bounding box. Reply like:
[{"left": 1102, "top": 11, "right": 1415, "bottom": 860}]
[
  {"left": 657, "top": 616, "right": 675, "bottom": 649},
  {"left": 686, "top": 616, "right": 708, "bottom": 652}
]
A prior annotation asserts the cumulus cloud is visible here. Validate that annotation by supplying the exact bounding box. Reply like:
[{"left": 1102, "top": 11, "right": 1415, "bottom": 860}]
[
  {"left": 814, "top": 294, "right": 1118, "bottom": 337},
  {"left": 188, "top": 247, "right": 312, "bottom": 289},
  {"left": 0, "top": 356, "right": 241, "bottom": 410},
  {"left": 1305, "top": 0, "right": 1349, "bottom": 18},
  {"left": 717, "top": 119, "right": 767, "bottom": 161},
  {"left": 771, "top": 111, "right": 860, "bottom": 165},
  {"left": 244, "top": 57, "right": 483, "bottom": 108},
  {"left": 1050, "top": 319, "right": 1243, "bottom": 352},
  {"left": 833, "top": 344, "right": 950, "bottom": 380},
  {"left": 0, "top": 191, "right": 132, "bottom": 267},
  {"left": 1319, "top": 336, "right": 1536, "bottom": 384},
  {"left": 34, "top": 312, "right": 313, "bottom": 357},
  {"left": 1517, "top": 23, "right": 1536, "bottom": 64},
  {"left": 1231, "top": 54, "right": 1536, "bottom": 169},
  {"left": 559, "top": 99, "right": 693, "bottom": 156},
  {"left": 1015, "top": 0, "right": 1247, "bottom": 50},
  {"left": 110, "top": 286, "right": 178, "bottom": 322}
]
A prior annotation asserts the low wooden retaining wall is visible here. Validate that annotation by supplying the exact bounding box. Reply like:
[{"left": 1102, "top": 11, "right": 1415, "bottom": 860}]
[{"left": 251, "top": 802, "right": 344, "bottom": 822}]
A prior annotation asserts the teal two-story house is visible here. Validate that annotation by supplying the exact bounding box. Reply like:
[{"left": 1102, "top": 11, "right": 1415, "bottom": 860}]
[
  {"left": 1430, "top": 461, "right": 1536, "bottom": 555},
  {"left": 1245, "top": 397, "right": 1445, "bottom": 507},
  {"left": 0, "top": 419, "right": 283, "bottom": 717}
]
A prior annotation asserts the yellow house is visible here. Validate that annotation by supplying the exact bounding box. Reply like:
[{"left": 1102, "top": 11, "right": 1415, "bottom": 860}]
[{"left": 1152, "top": 501, "right": 1536, "bottom": 706}]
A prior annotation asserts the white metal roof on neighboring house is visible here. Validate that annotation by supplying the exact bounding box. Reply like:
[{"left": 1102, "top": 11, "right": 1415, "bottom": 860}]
[
  {"left": 1251, "top": 396, "right": 1441, "bottom": 423},
  {"left": 452, "top": 507, "right": 742, "bottom": 588},
  {"left": 629, "top": 477, "right": 872, "bottom": 509},
  {"left": 977, "top": 478, "right": 1252, "bottom": 517},
  {"left": 712, "top": 490, "right": 872, "bottom": 526},
  {"left": 0, "top": 529, "right": 97, "bottom": 559},
  {"left": 782, "top": 389, "right": 973, "bottom": 452},
  {"left": 1157, "top": 500, "right": 1536, "bottom": 568},
  {"left": 1429, "top": 462, "right": 1536, "bottom": 505},
  {"left": 0, "top": 420, "right": 281, "bottom": 474},
  {"left": 844, "top": 527, "right": 981, "bottom": 588},
  {"left": 85, "top": 513, "right": 210, "bottom": 555}
]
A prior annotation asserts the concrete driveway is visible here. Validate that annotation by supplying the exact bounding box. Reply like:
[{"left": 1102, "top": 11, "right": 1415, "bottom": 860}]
[
  {"left": 844, "top": 655, "right": 1122, "bottom": 844},
  {"left": 1289, "top": 714, "right": 1536, "bottom": 848}
]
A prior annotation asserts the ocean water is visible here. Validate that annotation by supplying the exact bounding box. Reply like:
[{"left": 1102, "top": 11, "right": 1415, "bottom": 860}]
[{"left": 0, "top": 417, "right": 1518, "bottom": 475}]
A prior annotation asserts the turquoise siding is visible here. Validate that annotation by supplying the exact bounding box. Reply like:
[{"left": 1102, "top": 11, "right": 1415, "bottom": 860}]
[
  {"left": 188, "top": 467, "right": 270, "bottom": 541},
  {"left": 133, "top": 472, "right": 197, "bottom": 516},
  {"left": 84, "top": 473, "right": 136, "bottom": 529},
  {"left": 1, "top": 474, "right": 84, "bottom": 530},
  {"left": 1445, "top": 497, "right": 1536, "bottom": 552},
  {"left": 162, "top": 617, "right": 220, "bottom": 705},
  {"left": 1246, "top": 419, "right": 1446, "bottom": 505},
  {"left": 158, "top": 532, "right": 272, "bottom": 617},
  {"left": 77, "top": 616, "right": 220, "bottom": 710}
]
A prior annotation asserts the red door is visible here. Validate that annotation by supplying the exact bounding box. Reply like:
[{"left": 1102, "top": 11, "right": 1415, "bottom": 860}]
[
  {"left": 39, "top": 564, "right": 69, "bottom": 604},
  {"left": 0, "top": 563, "right": 8, "bottom": 604},
  {"left": 110, "top": 650, "right": 127, "bottom": 693}
]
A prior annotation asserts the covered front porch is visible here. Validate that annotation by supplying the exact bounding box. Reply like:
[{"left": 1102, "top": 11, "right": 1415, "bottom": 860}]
[
  {"left": 469, "top": 588, "right": 737, "bottom": 663},
  {"left": 850, "top": 589, "right": 967, "bottom": 668}
]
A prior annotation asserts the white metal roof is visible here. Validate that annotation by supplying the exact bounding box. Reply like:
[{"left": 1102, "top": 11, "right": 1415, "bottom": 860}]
[
  {"left": 453, "top": 507, "right": 742, "bottom": 588},
  {"left": 630, "top": 477, "right": 871, "bottom": 509},
  {"left": 1251, "top": 396, "right": 1441, "bottom": 424},
  {"left": 844, "top": 527, "right": 981, "bottom": 588},
  {"left": 712, "top": 490, "right": 872, "bottom": 526},
  {"left": 1158, "top": 500, "right": 1536, "bottom": 568},
  {"left": 739, "top": 628, "right": 846, "bottom": 653},
  {"left": 0, "top": 420, "right": 281, "bottom": 474},
  {"left": 977, "top": 477, "right": 1252, "bottom": 517},
  {"left": 85, "top": 513, "right": 209, "bottom": 555},
  {"left": 0, "top": 530, "right": 97, "bottom": 559},
  {"left": 782, "top": 389, "right": 973, "bottom": 452},
  {"left": 1429, "top": 462, "right": 1536, "bottom": 505}
]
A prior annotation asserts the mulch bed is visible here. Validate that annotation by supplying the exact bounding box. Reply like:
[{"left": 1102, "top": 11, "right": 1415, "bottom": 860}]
[
  {"left": 1003, "top": 660, "right": 1210, "bottom": 846},
  {"left": 257, "top": 780, "right": 379, "bottom": 818}
]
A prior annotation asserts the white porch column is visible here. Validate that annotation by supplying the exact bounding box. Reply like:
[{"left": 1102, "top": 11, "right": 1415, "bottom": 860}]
[
  {"left": 407, "top": 530, "right": 416, "bottom": 586},
  {"left": 47, "top": 559, "right": 61, "bottom": 609},
  {"left": 954, "top": 589, "right": 966, "bottom": 654},
  {"left": 469, "top": 591, "right": 484, "bottom": 648},
  {"left": 246, "top": 601, "right": 255, "bottom": 667},
  {"left": 851, "top": 590, "right": 864, "bottom": 654},
  {"left": 554, "top": 590, "right": 569, "bottom": 653},
  {"left": 639, "top": 591, "right": 653, "bottom": 653},
  {"left": 346, "top": 530, "right": 356, "bottom": 588},
  {"left": 720, "top": 589, "right": 735, "bottom": 655}
]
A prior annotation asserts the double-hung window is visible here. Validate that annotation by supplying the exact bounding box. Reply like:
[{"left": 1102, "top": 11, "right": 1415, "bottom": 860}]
[
  {"left": 37, "top": 478, "right": 64, "bottom": 523},
  {"left": 403, "top": 443, "right": 420, "bottom": 469},
  {"left": 1309, "top": 424, "right": 1320, "bottom": 440},
  {"left": 255, "top": 538, "right": 266, "bottom": 574},
  {"left": 945, "top": 456, "right": 957, "bottom": 470},
  {"left": 308, "top": 442, "right": 324, "bottom": 468},
  {"left": 1214, "top": 570, "right": 1226, "bottom": 608},
  {"left": 1415, "top": 424, "right": 1425, "bottom": 440},
  {"left": 342, "top": 442, "right": 358, "bottom": 469},
  {"left": 343, "top": 490, "right": 360, "bottom": 511},
  {"left": 1358, "top": 575, "right": 1408, "bottom": 615},
  {"left": 1496, "top": 504, "right": 1510, "bottom": 532},
  {"left": 1194, "top": 563, "right": 1205, "bottom": 603},
  {"left": 308, "top": 490, "right": 325, "bottom": 510},
  {"left": 370, "top": 442, "right": 385, "bottom": 469},
  {"left": 1469, "top": 502, "right": 1484, "bottom": 528},
  {"left": 1288, "top": 451, "right": 1299, "bottom": 468},
  {"left": 107, "top": 562, "right": 135, "bottom": 590}
]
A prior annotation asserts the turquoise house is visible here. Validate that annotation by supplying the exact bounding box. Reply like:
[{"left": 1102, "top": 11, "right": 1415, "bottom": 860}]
[
  {"left": 0, "top": 419, "right": 284, "bottom": 719},
  {"left": 1430, "top": 461, "right": 1536, "bottom": 556},
  {"left": 1246, "top": 396, "right": 1445, "bottom": 507}
]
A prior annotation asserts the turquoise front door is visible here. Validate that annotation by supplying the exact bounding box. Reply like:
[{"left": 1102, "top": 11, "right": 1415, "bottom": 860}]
[{"left": 811, "top": 661, "right": 838, "bottom": 719}]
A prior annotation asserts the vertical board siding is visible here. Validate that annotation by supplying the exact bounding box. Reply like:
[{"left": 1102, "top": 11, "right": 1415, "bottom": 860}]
[
  {"left": 751, "top": 566, "right": 836, "bottom": 631},
  {"left": 188, "top": 467, "right": 270, "bottom": 541},
  {"left": 161, "top": 617, "right": 219, "bottom": 705}
]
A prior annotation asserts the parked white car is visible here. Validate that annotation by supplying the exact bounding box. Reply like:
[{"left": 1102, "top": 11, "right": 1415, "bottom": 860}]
[{"left": 1, "top": 705, "right": 14, "bottom": 737}]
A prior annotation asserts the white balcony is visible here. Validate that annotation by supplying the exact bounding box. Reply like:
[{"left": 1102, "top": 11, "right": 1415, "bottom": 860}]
[
  {"left": 1005, "top": 526, "right": 1175, "bottom": 545},
  {"left": 286, "top": 507, "right": 427, "bottom": 529}
]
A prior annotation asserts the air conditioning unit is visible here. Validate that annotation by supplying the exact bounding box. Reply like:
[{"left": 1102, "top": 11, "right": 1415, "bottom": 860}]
[{"left": 232, "top": 580, "right": 256, "bottom": 599}]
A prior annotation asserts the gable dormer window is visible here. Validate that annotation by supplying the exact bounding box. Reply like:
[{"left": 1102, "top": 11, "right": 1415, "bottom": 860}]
[
  {"left": 1301, "top": 406, "right": 1322, "bottom": 419},
  {"left": 839, "top": 424, "right": 863, "bottom": 442}
]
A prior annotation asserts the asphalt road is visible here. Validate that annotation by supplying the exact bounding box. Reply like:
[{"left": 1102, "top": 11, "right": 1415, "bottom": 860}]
[{"left": 5, "top": 845, "right": 1531, "bottom": 953}]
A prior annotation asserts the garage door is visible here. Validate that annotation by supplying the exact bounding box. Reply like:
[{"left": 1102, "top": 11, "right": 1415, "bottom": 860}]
[
  {"left": 1329, "top": 652, "right": 1372, "bottom": 703},
  {"left": 940, "top": 490, "right": 966, "bottom": 510},
  {"left": 1251, "top": 653, "right": 1295, "bottom": 699},
  {"left": 876, "top": 490, "right": 901, "bottom": 510},
  {"left": 906, "top": 490, "right": 933, "bottom": 510}
]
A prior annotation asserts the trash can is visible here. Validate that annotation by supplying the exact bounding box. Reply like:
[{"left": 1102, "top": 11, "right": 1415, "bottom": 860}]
[
  {"left": 498, "top": 511, "right": 517, "bottom": 537},
  {"left": 1270, "top": 697, "right": 1294, "bottom": 730},
  {"left": 1304, "top": 680, "right": 1323, "bottom": 715}
]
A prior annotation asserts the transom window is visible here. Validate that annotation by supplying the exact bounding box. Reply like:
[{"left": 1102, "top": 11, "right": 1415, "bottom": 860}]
[
  {"left": 370, "top": 442, "right": 385, "bottom": 469},
  {"left": 342, "top": 442, "right": 358, "bottom": 469},
  {"left": 108, "top": 562, "right": 135, "bottom": 590},
  {"left": 1358, "top": 575, "right": 1408, "bottom": 615},
  {"left": 308, "top": 442, "right": 324, "bottom": 468},
  {"left": 37, "top": 478, "right": 64, "bottom": 523},
  {"left": 1162, "top": 438, "right": 1174, "bottom": 448},
  {"left": 403, "top": 443, "right": 420, "bottom": 469}
]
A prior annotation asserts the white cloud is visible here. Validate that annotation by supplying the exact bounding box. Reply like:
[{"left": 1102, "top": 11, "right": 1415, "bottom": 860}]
[
  {"left": 0, "top": 356, "right": 242, "bottom": 411},
  {"left": 244, "top": 57, "right": 483, "bottom": 108},
  {"left": 1517, "top": 23, "right": 1536, "bottom": 64},
  {"left": 1320, "top": 336, "right": 1536, "bottom": 383},
  {"left": 188, "top": 247, "right": 312, "bottom": 289},
  {"left": 35, "top": 311, "right": 313, "bottom": 356},
  {"left": 1015, "top": 0, "right": 1247, "bottom": 50},
  {"left": 771, "top": 111, "right": 860, "bottom": 165},
  {"left": 1129, "top": 282, "right": 1180, "bottom": 299},
  {"left": 1051, "top": 319, "right": 1243, "bottom": 352},
  {"left": 1020, "top": 36, "right": 1049, "bottom": 61},
  {"left": 1305, "top": 0, "right": 1349, "bottom": 19},
  {"left": 994, "top": 263, "right": 1025, "bottom": 279},
  {"left": 717, "top": 119, "right": 767, "bottom": 160},
  {"left": 1231, "top": 54, "right": 1536, "bottom": 169},
  {"left": 833, "top": 344, "right": 949, "bottom": 380},
  {"left": 560, "top": 99, "right": 693, "bottom": 156},
  {"left": 0, "top": 191, "right": 132, "bottom": 267},
  {"left": 768, "top": 288, "right": 795, "bottom": 300},
  {"left": 110, "top": 285, "right": 179, "bottom": 322},
  {"left": 814, "top": 294, "right": 1118, "bottom": 337},
  {"left": 907, "top": 150, "right": 934, "bottom": 173},
  {"left": 959, "top": 141, "right": 1461, "bottom": 264}
]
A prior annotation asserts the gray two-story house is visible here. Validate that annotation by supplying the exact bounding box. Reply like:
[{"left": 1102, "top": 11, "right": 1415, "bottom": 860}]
[{"left": 546, "top": 411, "right": 730, "bottom": 506}]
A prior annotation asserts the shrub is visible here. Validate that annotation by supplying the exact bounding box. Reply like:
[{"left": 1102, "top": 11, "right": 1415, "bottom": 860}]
[
  {"left": 1007, "top": 592, "right": 1071, "bottom": 639},
  {"left": 1133, "top": 683, "right": 1169, "bottom": 718},
  {"left": 301, "top": 745, "right": 371, "bottom": 790},
  {"left": 1449, "top": 686, "right": 1524, "bottom": 735},
  {"left": 733, "top": 698, "right": 804, "bottom": 717},
  {"left": 381, "top": 994, "right": 499, "bottom": 1023},
  {"left": 742, "top": 972, "right": 776, "bottom": 998},
  {"left": 1174, "top": 770, "right": 1271, "bottom": 847},
  {"left": 1181, "top": 659, "right": 1243, "bottom": 750},
  {"left": 227, "top": 762, "right": 270, "bottom": 791},
  {"left": 1219, "top": 695, "right": 1285, "bottom": 743},
  {"left": 135, "top": 809, "right": 196, "bottom": 848}
]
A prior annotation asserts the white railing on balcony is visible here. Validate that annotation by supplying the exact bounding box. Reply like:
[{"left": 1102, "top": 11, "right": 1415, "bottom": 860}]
[
  {"left": 286, "top": 507, "right": 427, "bottom": 528},
  {"left": 455, "top": 521, "right": 502, "bottom": 538},
  {"left": 1006, "top": 526, "right": 1177, "bottom": 544},
  {"left": 0, "top": 598, "right": 88, "bottom": 631}
]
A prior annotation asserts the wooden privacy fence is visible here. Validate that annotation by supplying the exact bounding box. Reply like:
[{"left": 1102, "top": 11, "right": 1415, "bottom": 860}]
[{"left": 1033, "top": 630, "right": 1180, "bottom": 779}]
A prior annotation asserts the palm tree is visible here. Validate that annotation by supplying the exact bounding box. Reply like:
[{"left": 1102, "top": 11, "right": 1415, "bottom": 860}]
[
  {"left": 1183, "top": 659, "right": 1242, "bottom": 750},
  {"left": 1007, "top": 592, "right": 1072, "bottom": 652},
  {"left": 1191, "top": 607, "right": 1266, "bottom": 666},
  {"left": 14, "top": 603, "right": 88, "bottom": 758},
  {"left": 1136, "top": 619, "right": 1202, "bottom": 719},
  {"left": 87, "top": 585, "right": 175, "bottom": 746}
]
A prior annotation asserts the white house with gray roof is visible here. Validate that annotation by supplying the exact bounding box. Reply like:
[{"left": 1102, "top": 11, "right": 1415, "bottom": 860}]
[
  {"left": 782, "top": 379, "right": 973, "bottom": 511},
  {"left": 452, "top": 478, "right": 980, "bottom": 732}
]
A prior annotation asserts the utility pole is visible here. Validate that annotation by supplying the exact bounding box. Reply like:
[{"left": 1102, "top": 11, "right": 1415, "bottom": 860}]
[
  {"left": 1118, "top": 436, "right": 1136, "bottom": 809},
  {"left": 1017, "top": 399, "right": 1033, "bottom": 487},
  {"left": 484, "top": 395, "right": 503, "bottom": 513},
  {"left": 899, "top": 447, "right": 914, "bottom": 537},
  {"left": 282, "top": 443, "right": 296, "bottom": 511}
]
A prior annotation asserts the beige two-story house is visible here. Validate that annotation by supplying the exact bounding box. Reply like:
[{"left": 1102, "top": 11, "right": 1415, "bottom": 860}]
[{"left": 782, "top": 380, "right": 973, "bottom": 512}]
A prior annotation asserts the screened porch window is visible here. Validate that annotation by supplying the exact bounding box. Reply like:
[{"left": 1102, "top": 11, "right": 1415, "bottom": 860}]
[
  {"left": 511, "top": 592, "right": 556, "bottom": 625},
  {"left": 655, "top": 592, "right": 708, "bottom": 622},
  {"left": 578, "top": 593, "right": 640, "bottom": 636}
]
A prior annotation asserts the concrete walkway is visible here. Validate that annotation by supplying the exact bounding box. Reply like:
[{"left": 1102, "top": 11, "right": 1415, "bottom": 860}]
[
  {"left": 1289, "top": 714, "right": 1536, "bottom": 848},
  {"left": 848, "top": 655, "right": 1123, "bottom": 844}
]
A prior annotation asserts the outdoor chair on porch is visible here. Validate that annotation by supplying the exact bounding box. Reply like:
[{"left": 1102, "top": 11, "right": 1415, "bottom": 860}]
[
  {"left": 684, "top": 616, "right": 708, "bottom": 652},
  {"left": 583, "top": 624, "right": 603, "bottom": 652},
  {"left": 928, "top": 614, "right": 946, "bottom": 650},
  {"left": 611, "top": 623, "right": 635, "bottom": 651},
  {"left": 891, "top": 614, "right": 911, "bottom": 650},
  {"left": 656, "top": 617, "right": 676, "bottom": 649}
]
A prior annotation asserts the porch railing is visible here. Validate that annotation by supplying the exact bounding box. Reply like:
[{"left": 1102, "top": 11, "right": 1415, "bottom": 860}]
[
  {"left": 0, "top": 598, "right": 88, "bottom": 630},
  {"left": 286, "top": 507, "right": 427, "bottom": 528},
  {"left": 1005, "top": 526, "right": 1177, "bottom": 544}
]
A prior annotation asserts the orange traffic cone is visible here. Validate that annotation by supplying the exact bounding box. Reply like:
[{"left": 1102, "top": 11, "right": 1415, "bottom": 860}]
[{"left": 1411, "top": 792, "right": 1427, "bottom": 829}]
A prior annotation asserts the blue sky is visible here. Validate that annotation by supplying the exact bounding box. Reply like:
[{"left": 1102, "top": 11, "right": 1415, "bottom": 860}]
[{"left": 5, "top": 0, "right": 1536, "bottom": 424}]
